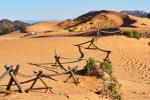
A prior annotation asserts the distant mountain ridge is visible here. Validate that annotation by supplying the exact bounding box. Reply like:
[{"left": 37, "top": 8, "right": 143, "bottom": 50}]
[
  {"left": 22, "top": 19, "right": 62, "bottom": 24},
  {"left": 121, "top": 10, "right": 150, "bottom": 18},
  {"left": 0, "top": 19, "right": 29, "bottom": 35}
]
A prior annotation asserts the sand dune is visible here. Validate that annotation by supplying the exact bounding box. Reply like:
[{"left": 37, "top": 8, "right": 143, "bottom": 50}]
[
  {"left": 0, "top": 35, "right": 149, "bottom": 100},
  {"left": 129, "top": 15, "right": 150, "bottom": 27},
  {"left": 26, "top": 22, "right": 63, "bottom": 33},
  {"left": 25, "top": 10, "right": 150, "bottom": 34},
  {"left": 59, "top": 10, "right": 136, "bottom": 32}
]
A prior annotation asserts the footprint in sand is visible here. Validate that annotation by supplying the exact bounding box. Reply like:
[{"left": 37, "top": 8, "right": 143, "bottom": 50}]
[{"left": 118, "top": 53, "right": 150, "bottom": 83}]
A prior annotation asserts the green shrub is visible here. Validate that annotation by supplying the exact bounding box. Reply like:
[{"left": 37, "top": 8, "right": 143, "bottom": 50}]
[
  {"left": 68, "top": 29, "right": 76, "bottom": 32},
  {"left": 123, "top": 30, "right": 142, "bottom": 39},
  {"left": 83, "top": 58, "right": 121, "bottom": 99},
  {"left": 0, "top": 28, "right": 12, "bottom": 35},
  {"left": 133, "top": 31, "right": 142, "bottom": 39},
  {"left": 84, "top": 57, "right": 96, "bottom": 73},
  {"left": 99, "top": 61, "right": 112, "bottom": 74},
  {"left": 108, "top": 83, "right": 121, "bottom": 100}
]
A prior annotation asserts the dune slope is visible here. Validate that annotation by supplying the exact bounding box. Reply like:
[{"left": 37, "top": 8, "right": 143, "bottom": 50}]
[{"left": 0, "top": 35, "right": 149, "bottom": 100}]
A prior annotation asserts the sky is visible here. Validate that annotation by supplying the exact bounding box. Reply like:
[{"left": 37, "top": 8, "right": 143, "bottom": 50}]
[{"left": 0, "top": 0, "right": 149, "bottom": 20}]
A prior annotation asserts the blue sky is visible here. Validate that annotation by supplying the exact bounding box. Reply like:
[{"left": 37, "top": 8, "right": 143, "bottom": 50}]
[{"left": 0, "top": 0, "right": 149, "bottom": 20}]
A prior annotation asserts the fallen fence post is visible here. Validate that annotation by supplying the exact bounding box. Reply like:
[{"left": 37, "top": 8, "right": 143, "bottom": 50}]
[
  {"left": 6, "top": 65, "right": 20, "bottom": 90},
  {"left": 64, "top": 66, "right": 79, "bottom": 85},
  {"left": 5, "top": 65, "right": 24, "bottom": 93},
  {"left": 38, "top": 76, "right": 53, "bottom": 93},
  {"left": 27, "top": 71, "right": 54, "bottom": 93},
  {"left": 0, "top": 65, "right": 25, "bottom": 93},
  {"left": 9, "top": 71, "right": 24, "bottom": 93},
  {"left": 27, "top": 71, "right": 42, "bottom": 91},
  {"left": 0, "top": 65, "right": 13, "bottom": 81},
  {"left": 53, "top": 54, "right": 67, "bottom": 71},
  {"left": 40, "top": 66, "right": 79, "bottom": 85}
]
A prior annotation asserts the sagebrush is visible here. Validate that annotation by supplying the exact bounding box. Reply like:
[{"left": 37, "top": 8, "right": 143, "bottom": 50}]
[
  {"left": 99, "top": 61, "right": 112, "bottom": 74},
  {"left": 123, "top": 30, "right": 142, "bottom": 39},
  {"left": 84, "top": 57, "right": 96, "bottom": 73}
]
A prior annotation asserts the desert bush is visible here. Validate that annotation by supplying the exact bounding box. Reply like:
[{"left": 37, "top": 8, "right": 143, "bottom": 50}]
[
  {"left": 84, "top": 58, "right": 113, "bottom": 75},
  {"left": 108, "top": 83, "right": 121, "bottom": 100},
  {"left": 68, "top": 29, "right": 76, "bottom": 32},
  {"left": 102, "top": 74, "right": 121, "bottom": 100},
  {"left": 123, "top": 30, "right": 142, "bottom": 39},
  {"left": 99, "top": 61, "right": 112, "bottom": 74},
  {"left": 83, "top": 57, "right": 121, "bottom": 99},
  {"left": 84, "top": 57, "right": 96, "bottom": 73},
  {"left": 100, "top": 61, "right": 121, "bottom": 100}
]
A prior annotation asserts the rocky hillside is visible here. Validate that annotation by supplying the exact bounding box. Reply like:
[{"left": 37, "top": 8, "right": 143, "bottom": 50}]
[
  {"left": 147, "top": 13, "right": 150, "bottom": 18},
  {"left": 59, "top": 10, "right": 136, "bottom": 32},
  {"left": 0, "top": 19, "right": 29, "bottom": 35},
  {"left": 121, "top": 10, "right": 149, "bottom": 18}
]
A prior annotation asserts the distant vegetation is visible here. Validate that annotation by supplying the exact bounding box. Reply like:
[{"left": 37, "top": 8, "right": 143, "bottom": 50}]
[
  {"left": 68, "top": 29, "right": 76, "bottom": 32},
  {"left": 123, "top": 30, "right": 142, "bottom": 39},
  {"left": 0, "top": 28, "right": 12, "bottom": 35},
  {"left": 44, "top": 30, "right": 53, "bottom": 33}
]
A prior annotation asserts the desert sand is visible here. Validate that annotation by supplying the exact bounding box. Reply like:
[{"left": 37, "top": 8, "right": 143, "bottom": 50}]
[
  {"left": 0, "top": 31, "right": 149, "bottom": 100},
  {"left": 26, "top": 22, "right": 63, "bottom": 33}
]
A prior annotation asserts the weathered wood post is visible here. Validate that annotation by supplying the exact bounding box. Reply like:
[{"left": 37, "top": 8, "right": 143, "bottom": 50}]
[
  {"left": 28, "top": 71, "right": 43, "bottom": 91},
  {"left": 54, "top": 55, "right": 67, "bottom": 71},
  {"left": 9, "top": 71, "right": 24, "bottom": 93},
  {"left": 6, "top": 65, "right": 20, "bottom": 90},
  {"left": 0, "top": 65, "right": 13, "bottom": 81},
  {"left": 64, "top": 66, "right": 79, "bottom": 85},
  {"left": 27, "top": 71, "right": 54, "bottom": 93},
  {"left": 4, "top": 65, "right": 24, "bottom": 93}
]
